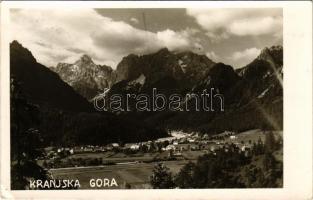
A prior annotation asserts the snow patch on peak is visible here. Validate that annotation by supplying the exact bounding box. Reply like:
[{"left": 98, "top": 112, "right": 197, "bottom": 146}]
[
  {"left": 71, "top": 65, "right": 79, "bottom": 72},
  {"left": 129, "top": 74, "right": 146, "bottom": 85},
  {"left": 258, "top": 89, "right": 268, "bottom": 98},
  {"left": 257, "top": 86, "right": 273, "bottom": 99},
  {"left": 178, "top": 59, "right": 187, "bottom": 73}
]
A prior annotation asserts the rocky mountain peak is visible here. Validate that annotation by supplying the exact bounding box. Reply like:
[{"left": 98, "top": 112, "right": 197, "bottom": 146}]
[
  {"left": 195, "top": 62, "right": 240, "bottom": 93},
  {"left": 156, "top": 48, "right": 170, "bottom": 55},
  {"left": 10, "top": 41, "right": 92, "bottom": 112},
  {"left": 53, "top": 53, "right": 114, "bottom": 100},
  {"left": 75, "top": 54, "right": 94, "bottom": 66},
  {"left": 10, "top": 40, "right": 37, "bottom": 64},
  {"left": 114, "top": 54, "right": 142, "bottom": 83},
  {"left": 257, "top": 45, "right": 283, "bottom": 66}
]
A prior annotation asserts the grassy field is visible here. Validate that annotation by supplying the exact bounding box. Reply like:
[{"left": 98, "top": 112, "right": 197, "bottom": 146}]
[
  {"left": 62, "top": 152, "right": 159, "bottom": 165},
  {"left": 63, "top": 151, "right": 203, "bottom": 164},
  {"left": 50, "top": 160, "right": 190, "bottom": 189},
  {"left": 49, "top": 129, "right": 283, "bottom": 189},
  {"left": 223, "top": 129, "right": 282, "bottom": 144}
]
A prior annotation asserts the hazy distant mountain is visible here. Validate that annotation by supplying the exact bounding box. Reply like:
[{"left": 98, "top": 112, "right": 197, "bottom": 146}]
[
  {"left": 10, "top": 41, "right": 93, "bottom": 112},
  {"left": 52, "top": 55, "right": 114, "bottom": 100}
]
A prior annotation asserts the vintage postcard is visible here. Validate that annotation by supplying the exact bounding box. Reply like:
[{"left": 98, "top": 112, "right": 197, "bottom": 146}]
[{"left": 0, "top": 1, "right": 312, "bottom": 200}]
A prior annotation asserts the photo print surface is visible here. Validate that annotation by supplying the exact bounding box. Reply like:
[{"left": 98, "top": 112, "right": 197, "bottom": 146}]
[{"left": 9, "top": 8, "right": 283, "bottom": 189}]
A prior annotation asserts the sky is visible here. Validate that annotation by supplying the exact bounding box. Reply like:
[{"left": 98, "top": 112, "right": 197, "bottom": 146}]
[{"left": 10, "top": 8, "right": 282, "bottom": 69}]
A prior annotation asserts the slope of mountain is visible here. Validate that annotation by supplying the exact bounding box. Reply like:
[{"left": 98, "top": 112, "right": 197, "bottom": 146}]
[
  {"left": 10, "top": 41, "right": 93, "bottom": 112},
  {"left": 106, "top": 48, "right": 216, "bottom": 106},
  {"left": 165, "top": 45, "right": 283, "bottom": 132},
  {"left": 52, "top": 47, "right": 215, "bottom": 102},
  {"left": 112, "top": 48, "right": 215, "bottom": 90},
  {"left": 176, "top": 51, "right": 216, "bottom": 87},
  {"left": 10, "top": 41, "right": 168, "bottom": 146},
  {"left": 112, "top": 45, "right": 283, "bottom": 133},
  {"left": 192, "top": 63, "right": 240, "bottom": 94},
  {"left": 237, "top": 45, "right": 283, "bottom": 78},
  {"left": 237, "top": 45, "right": 283, "bottom": 104},
  {"left": 113, "top": 54, "right": 143, "bottom": 83},
  {"left": 10, "top": 40, "right": 282, "bottom": 146},
  {"left": 52, "top": 55, "right": 114, "bottom": 100}
]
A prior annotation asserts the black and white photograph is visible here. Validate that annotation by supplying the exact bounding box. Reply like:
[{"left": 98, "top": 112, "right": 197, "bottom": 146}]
[
  {"left": 0, "top": 1, "right": 312, "bottom": 199},
  {"left": 9, "top": 7, "right": 284, "bottom": 190}
]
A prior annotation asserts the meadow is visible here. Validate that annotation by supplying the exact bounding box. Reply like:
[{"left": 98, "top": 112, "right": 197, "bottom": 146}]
[{"left": 50, "top": 160, "right": 190, "bottom": 189}]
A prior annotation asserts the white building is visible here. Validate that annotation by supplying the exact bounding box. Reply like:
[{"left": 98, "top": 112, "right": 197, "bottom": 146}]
[
  {"left": 69, "top": 149, "right": 74, "bottom": 154},
  {"left": 230, "top": 135, "right": 237, "bottom": 140},
  {"left": 130, "top": 144, "right": 140, "bottom": 150},
  {"left": 111, "top": 143, "right": 119, "bottom": 148},
  {"left": 165, "top": 145, "right": 176, "bottom": 151},
  {"left": 187, "top": 138, "right": 195, "bottom": 143}
]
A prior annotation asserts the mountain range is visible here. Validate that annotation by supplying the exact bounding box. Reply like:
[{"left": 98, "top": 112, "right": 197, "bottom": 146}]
[
  {"left": 102, "top": 45, "right": 283, "bottom": 133},
  {"left": 51, "top": 55, "right": 114, "bottom": 100},
  {"left": 10, "top": 41, "right": 167, "bottom": 145},
  {"left": 51, "top": 48, "right": 216, "bottom": 101},
  {"left": 10, "top": 41, "right": 92, "bottom": 112},
  {"left": 10, "top": 40, "right": 283, "bottom": 146}
]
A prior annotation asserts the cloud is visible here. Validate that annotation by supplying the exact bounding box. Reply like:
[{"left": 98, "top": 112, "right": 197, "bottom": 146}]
[
  {"left": 206, "top": 51, "right": 220, "bottom": 62},
  {"left": 186, "top": 8, "right": 282, "bottom": 42},
  {"left": 228, "top": 47, "right": 261, "bottom": 68},
  {"left": 130, "top": 17, "right": 139, "bottom": 24},
  {"left": 205, "top": 32, "right": 229, "bottom": 43},
  {"left": 10, "top": 9, "right": 200, "bottom": 68},
  {"left": 228, "top": 17, "right": 282, "bottom": 36},
  {"left": 156, "top": 29, "right": 197, "bottom": 51}
]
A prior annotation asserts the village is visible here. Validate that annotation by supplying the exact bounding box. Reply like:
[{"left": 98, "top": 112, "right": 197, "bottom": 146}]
[
  {"left": 40, "top": 129, "right": 275, "bottom": 169},
  {"left": 43, "top": 129, "right": 282, "bottom": 189}
]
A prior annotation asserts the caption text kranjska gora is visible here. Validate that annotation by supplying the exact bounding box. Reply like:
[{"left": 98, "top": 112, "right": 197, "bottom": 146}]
[{"left": 29, "top": 178, "right": 118, "bottom": 189}]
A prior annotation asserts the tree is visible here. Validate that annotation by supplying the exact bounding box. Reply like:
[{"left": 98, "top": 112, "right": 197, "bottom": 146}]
[
  {"left": 150, "top": 163, "right": 175, "bottom": 189},
  {"left": 139, "top": 144, "right": 148, "bottom": 153},
  {"left": 263, "top": 152, "right": 276, "bottom": 171},
  {"left": 149, "top": 142, "right": 156, "bottom": 152},
  {"left": 10, "top": 77, "right": 50, "bottom": 189},
  {"left": 174, "top": 162, "right": 195, "bottom": 188},
  {"left": 264, "top": 131, "right": 276, "bottom": 153},
  {"left": 256, "top": 137, "right": 264, "bottom": 155},
  {"left": 42, "top": 160, "right": 48, "bottom": 168}
]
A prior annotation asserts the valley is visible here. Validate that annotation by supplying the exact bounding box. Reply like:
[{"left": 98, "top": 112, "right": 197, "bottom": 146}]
[
  {"left": 10, "top": 41, "right": 284, "bottom": 189},
  {"left": 45, "top": 129, "right": 282, "bottom": 189}
]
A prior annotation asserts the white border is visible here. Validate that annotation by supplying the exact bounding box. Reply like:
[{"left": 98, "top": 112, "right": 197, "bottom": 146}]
[{"left": 1, "top": 1, "right": 312, "bottom": 200}]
